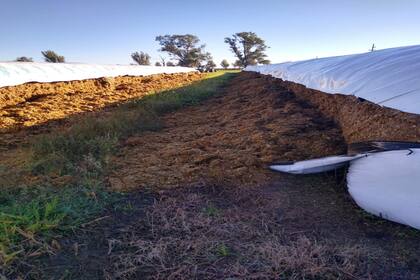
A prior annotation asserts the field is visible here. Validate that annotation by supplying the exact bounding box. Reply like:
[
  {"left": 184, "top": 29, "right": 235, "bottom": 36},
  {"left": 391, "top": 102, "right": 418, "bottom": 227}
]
[{"left": 1, "top": 71, "right": 420, "bottom": 279}]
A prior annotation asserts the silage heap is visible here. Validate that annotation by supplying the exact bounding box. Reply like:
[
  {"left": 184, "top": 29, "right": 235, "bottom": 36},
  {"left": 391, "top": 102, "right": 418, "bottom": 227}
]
[
  {"left": 0, "top": 62, "right": 196, "bottom": 88},
  {"left": 0, "top": 72, "right": 203, "bottom": 148},
  {"left": 245, "top": 46, "right": 420, "bottom": 230},
  {"left": 246, "top": 44, "right": 420, "bottom": 115}
]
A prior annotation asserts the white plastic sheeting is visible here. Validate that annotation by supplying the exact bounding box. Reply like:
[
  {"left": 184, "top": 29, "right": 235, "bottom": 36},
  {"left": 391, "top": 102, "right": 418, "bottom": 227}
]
[
  {"left": 348, "top": 149, "right": 420, "bottom": 229},
  {"left": 0, "top": 62, "right": 197, "bottom": 88},
  {"left": 270, "top": 148, "right": 420, "bottom": 230},
  {"left": 270, "top": 154, "right": 366, "bottom": 174},
  {"left": 245, "top": 45, "right": 420, "bottom": 114}
]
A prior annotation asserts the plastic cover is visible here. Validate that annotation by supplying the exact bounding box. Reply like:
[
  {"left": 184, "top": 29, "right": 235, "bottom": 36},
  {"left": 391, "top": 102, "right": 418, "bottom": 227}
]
[
  {"left": 347, "top": 149, "right": 420, "bottom": 229},
  {"left": 245, "top": 45, "right": 420, "bottom": 114},
  {"left": 0, "top": 62, "right": 196, "bottom": 88}
]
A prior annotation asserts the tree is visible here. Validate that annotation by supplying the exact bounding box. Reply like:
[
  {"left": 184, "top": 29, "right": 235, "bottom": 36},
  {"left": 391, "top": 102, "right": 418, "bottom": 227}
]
[
  {"left": 160, "top": 56, "right": 166, "bottom": 66},
  {"left": 205, "top": 59, "right": 216, "bottom": 72},
  {"left": 233, "top": 60, "right": 242, "bottom": 68},
  {"left": 131, "top": 51, "right": 151, "bottom": 65},
  {"left": 220, "top": 59, "right": 229, "bottom": 69},
  {"left": 155, "top": 62, "right": 162, "bottom": 66},
  {"left": 224, "top": 32, "right": 270, "bottom": 67},
  {"left": 15, "top": 56, "right": 33, "bottom": 62},
  {"left": 370, "top": 43, "right": 376, "bottom": 52},
  {"left": 166, "top": 61, "right": 175, "bottom": 66},
  {"left": 155, "top": 34, "right": 210, "bottom": 67},
  {"left": 42, "top": 50, "right": 65, "bottom": 63}
]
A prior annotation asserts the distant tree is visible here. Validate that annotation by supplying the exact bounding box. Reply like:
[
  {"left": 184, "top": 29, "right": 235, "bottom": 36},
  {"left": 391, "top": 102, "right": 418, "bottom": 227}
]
[
  {"left": 370, "top": 43, "right": 376, "bottom": 52},
  {"left": 155, "top": 34, "right": 211, "bottom": 67},
  {"left": 224, "top": 32, "right": 270, "bottom": 67},
  {"left": 131, "top": 51, "right": 151, "bottom": 65},
  {"left": 160, "top": 56, "right": 166, "bottom": 66},
  {"left": 205, "top": 59, "right": 217, "bottom": 72},
  {"left": 155, "top": 61, "right": 162, "bottom": 66},
  {"left": 41, "top": 50, "right": 65, "bottom": 63},
  {"left": 15, "top": 56, "right": 33, "bottom": 62},
  {"left": 233, "top": 60, "right": 242, "bottom": 68},
  {"left": 220, "top": 59, "right": 229, "bottom": 69},
  {"left": 166, "top": 61, "right": 175, "bottom": 66}
]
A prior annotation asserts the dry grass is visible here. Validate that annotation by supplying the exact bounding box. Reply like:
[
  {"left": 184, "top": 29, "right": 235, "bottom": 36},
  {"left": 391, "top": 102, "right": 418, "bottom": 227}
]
[{"left": 105, "top": 185, "right": 383, "bottom": 280}]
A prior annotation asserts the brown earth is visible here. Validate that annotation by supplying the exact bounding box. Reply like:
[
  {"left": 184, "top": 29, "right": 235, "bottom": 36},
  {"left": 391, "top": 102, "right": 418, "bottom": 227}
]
[
  {"left": 0, "top": 72, "right": 203, "bottom": 148},
  {"left": 108, "top": 73, "right": 346, "bottom": 190},
  {"left": 23, "top": 181, "right": 420, "bottom": 279}
]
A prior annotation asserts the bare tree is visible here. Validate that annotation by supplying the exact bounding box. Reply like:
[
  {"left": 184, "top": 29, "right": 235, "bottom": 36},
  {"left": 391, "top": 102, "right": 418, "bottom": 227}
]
[
  {"left": 160, "top": 56, "right": 166, "bottom": 66},
  {"left": 131, "top": 51, "right": 151, "bottom": 65},
  {"left": 370, "top": 44, "right": 376, "bottom": 52}
]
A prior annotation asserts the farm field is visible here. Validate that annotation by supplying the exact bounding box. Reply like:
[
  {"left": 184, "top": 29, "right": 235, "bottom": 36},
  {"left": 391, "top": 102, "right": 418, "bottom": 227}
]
[
  {"left": 3, "top": 1, "right": 420, "bottom": 279},
  {"left": 1, "top": 71, "right": 420, "bottom": 279}
]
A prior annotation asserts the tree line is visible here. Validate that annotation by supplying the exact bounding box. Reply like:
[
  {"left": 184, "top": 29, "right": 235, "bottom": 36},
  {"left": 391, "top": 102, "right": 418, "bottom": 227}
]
[{"left": 13, "top": 32, "right": 270, "bottom": 69}]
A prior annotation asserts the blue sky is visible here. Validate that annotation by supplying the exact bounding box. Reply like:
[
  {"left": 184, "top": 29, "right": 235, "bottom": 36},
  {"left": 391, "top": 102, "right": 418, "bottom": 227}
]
[{"left": 1, "top": 0, "right": 419, "bottom": 65}]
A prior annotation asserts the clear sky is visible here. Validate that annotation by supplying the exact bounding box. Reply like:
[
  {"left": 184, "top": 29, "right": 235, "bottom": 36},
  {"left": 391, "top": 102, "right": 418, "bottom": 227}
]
[{"left": 1, "top": 0, "right": 419, "bottom": 65}]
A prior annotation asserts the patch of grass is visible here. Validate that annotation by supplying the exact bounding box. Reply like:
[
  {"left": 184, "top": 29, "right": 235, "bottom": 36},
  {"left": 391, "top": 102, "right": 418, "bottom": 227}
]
[
  {"left": 113, "top": 199, "right": 135, "bottom": 214},
  {"left": 203, "top": 205, "right": 220, "bottom": 217},
  {"left": 0, "top": 185, "right": 118, "bottom": 266},
  {"left": 215, "top": 243, "right": 230, "bottom": 257},
  {"left": 128, "top": 71, "right": 236, "bottom": 114},
  {"left": 215, "top": 69, "right": 241, "bottom": 74},
  {"left": 30, "top": 108, "right": 160, "bottom": 177}
]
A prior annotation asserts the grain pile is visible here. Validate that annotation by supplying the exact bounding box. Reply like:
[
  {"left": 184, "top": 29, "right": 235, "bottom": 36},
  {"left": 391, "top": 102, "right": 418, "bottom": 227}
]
[
  {"left": 0, "top": 72, "right": 203, "bottom": 131},
  {"left": 262, "top": 72, "right": 420, "bottom": 144},
  {"left": 0, "top": 73, "right": 203, "bottom": 149}
]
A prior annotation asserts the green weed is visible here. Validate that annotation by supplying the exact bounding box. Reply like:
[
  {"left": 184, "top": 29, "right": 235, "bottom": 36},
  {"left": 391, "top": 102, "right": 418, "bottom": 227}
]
[{"left": 216, "top": 243, "right": 230, "bottom": 257}]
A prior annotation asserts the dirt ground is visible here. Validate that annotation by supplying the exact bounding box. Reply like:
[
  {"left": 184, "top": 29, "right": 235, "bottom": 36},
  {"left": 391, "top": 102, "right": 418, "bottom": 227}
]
[
  {"left": 3, "top": 72, "right": 420, "bottom": 279},
  {"left": 24, "top": 180, "right": 420, "bottom": 279},
  {"left": 108, "top": 73, "right": 346, "bottom": 190}
]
